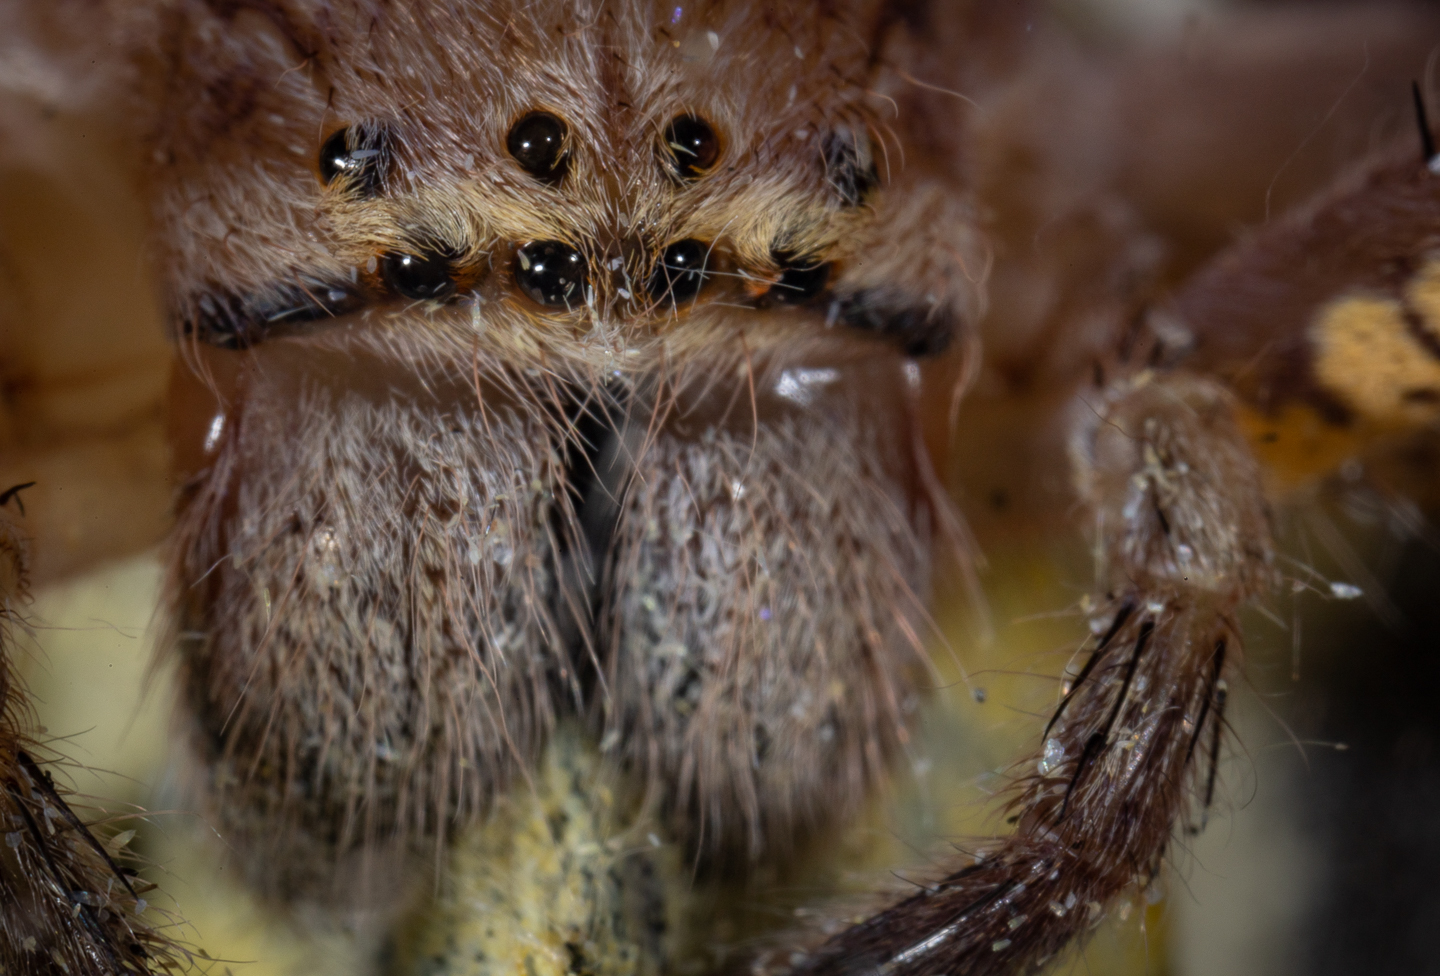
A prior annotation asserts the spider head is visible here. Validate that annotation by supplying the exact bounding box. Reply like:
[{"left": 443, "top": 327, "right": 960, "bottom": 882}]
[{"left": 138, "top": 0, "right": 981, "bottom": 372}]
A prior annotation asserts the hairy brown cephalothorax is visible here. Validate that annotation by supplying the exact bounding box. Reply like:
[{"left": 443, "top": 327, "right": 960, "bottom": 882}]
[{"left": 6, "top": 0, "right": 1440, "bottom": 974}]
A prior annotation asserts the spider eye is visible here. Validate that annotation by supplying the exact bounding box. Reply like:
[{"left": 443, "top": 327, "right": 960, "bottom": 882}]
[
  {"left": 769, "top": 254, "right": 830, "bottom": 304},
  {"left": 649, "top": 239, "right": 711, "bottom": 303},
  {"left": 506, "top": 112, "right": 570, "bottom": 184},
  {"left": 663, "top": 114, "right": 719, "bottom": 180},
  {"left": 382, "top": 249, "right": 456, "bottom": 301},
  {"left": 515, "top": 241, "right": 586, "bottom": 307},
  {"left": 319, "top": 126, "right": 388, "bottom": 195}
]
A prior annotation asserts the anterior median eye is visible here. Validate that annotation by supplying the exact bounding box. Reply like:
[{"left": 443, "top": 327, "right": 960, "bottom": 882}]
[
  {"left": 382, "top": 249, "right": 456, "bottom": 301},
  {"left": 506, "top": 112, "right": 569, "bottom": 184},
  {"left": 318, "top": 126, "right": 389, "bottom": 196},
  {"left": 663, "top": 114, "right": 719, "bottom": 180},
  {"left": 649, "top": 239, "right": 710, "bottom": 303},
  {"left": 514, "top": 241, "right": 586, "bottom": 307}
]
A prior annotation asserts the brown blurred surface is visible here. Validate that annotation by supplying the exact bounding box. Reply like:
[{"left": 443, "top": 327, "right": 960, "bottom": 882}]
[{"left": 0, "top": 92, "right": 171, "bottom": 585}]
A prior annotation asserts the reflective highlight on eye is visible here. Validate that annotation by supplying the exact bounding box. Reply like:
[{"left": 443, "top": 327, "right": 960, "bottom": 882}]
[
  {"left": 383, "top": 249, "right": 456, "bottom": 301},
  {"left": 649, "top": 239, "right": 711, "bottom": 303},
  {"left": 506, "top": 111, "right": 570, "bottom": 184},
  {"left": 514, "top": 241, "right": 586, "bottom": 307},
  {"left": 318, "top": 126, "right": 388, "bottom": 196},
  {"left": 663, "top": 114, "right": 719, "bottom": 179}
]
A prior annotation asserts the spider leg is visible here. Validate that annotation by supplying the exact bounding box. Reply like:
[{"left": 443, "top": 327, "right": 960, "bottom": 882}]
[
  {"left": 1183, "top": 638, "right": 1226, "bottom": 769},
  {"left": 1202, "top": 664, "right": 1230, "bottom": 823},
  {"left": 1058, "top": 619, "right": 1154, "bottom": 823},
  {"left": 0, "top": 504, "right": 181, "bottom": 974},
  {"left": 783, "top": 371, "right": 1274, "bottom": 976},
  {"left": 1041, "top": 597, "right": 1135, "bottom": 742}
]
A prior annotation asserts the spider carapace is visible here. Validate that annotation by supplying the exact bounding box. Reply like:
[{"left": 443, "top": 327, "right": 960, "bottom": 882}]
[{"left": 3, "top": 1, "right": 1440, "bottom": 974}]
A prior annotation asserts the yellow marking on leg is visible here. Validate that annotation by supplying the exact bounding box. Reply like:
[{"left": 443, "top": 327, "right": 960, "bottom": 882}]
[
  {"left": 1233, "top": 404, "right": 1365, "bottom": 495},
  {"left": 1311, "top": 287, "right": 1440, "bottom": 427},
  {"left": 1404, "top": 257, "right": 1440, "bottom": 333}
]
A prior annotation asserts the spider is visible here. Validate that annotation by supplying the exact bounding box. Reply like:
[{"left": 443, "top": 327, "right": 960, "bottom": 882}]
[{"left": 3, "top": 1, "right": 1440, "bottom": 974}]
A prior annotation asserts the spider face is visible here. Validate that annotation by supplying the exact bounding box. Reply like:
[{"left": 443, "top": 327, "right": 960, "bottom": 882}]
[
  {"left": 152, "top": 0, "right": 978, "bottom": 926},
  {"left": 5, "top": 2, "right": 1440, "bottom": 975},
  {"left": 155, "top": 0, "right": 972, "bottom": 367}
]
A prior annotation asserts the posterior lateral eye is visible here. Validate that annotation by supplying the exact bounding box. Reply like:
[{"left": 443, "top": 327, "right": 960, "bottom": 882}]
[{"left": 318, "top": 125, "right": 389, "bottom": 196}]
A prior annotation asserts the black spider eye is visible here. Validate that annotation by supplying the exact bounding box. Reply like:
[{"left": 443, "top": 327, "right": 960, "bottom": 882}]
[
  {"left": 382, "top": 249, "right": 456, "bottom": 301},
  {"left": 506, "top": 112, "right": 570, "bottom": 184},
  {"left": 515, "top": 241, "right": 587, "bottom": 307},
  {"left": 663, "top": 114, "right": 719, "bottom": 180},
  {"left": 319, "top": 126, "right": 388, "bottom": 196},
  {"left": 769, "top": 254, "right": 831, "bottom": 304},
  {"left": 649, "top": 239, "right": 711, "bottom": 304}
]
